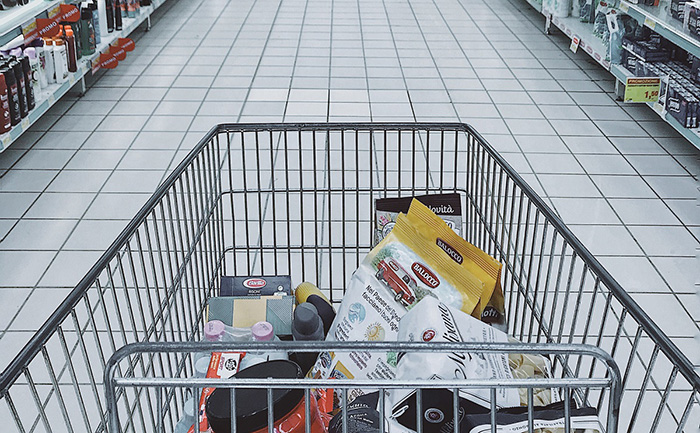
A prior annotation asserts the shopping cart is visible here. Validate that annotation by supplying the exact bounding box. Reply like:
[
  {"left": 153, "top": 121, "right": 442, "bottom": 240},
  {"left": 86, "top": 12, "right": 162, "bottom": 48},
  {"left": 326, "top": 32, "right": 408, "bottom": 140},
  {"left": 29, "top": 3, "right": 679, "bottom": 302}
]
[{"left": 0, "top": 124, "right": 697, "bottom": 433}]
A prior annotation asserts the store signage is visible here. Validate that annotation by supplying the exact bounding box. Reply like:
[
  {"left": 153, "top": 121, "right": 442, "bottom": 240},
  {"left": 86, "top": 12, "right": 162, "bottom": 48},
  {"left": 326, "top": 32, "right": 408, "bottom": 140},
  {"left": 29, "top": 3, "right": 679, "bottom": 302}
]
[
  {"left": 118, "top": 38, "right": 135, "bottom": 51},
  {"left": 35, "top": 4, "right": 80, "bottom": 39},
  {"left": 99, "top": 52, "right": 119, "bottom": 70},
  {"left": 570, "top": 35, "right": 580, "bottom": 53},
  {"left": 624, "top": 77, "right": 661, "bottom": 103},
  {"left": 109, "top": 44, "right": 126, "bottom": 61},
  {"left": 21, "top": 19, "right": 38, "bottom": 44}
]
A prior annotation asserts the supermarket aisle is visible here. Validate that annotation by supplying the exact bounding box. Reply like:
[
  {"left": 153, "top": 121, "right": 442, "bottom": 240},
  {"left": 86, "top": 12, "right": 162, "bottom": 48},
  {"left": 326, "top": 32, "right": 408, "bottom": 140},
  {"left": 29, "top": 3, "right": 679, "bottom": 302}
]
[{"left": 0, "top": 0, "right": 697, "bottom": 372}]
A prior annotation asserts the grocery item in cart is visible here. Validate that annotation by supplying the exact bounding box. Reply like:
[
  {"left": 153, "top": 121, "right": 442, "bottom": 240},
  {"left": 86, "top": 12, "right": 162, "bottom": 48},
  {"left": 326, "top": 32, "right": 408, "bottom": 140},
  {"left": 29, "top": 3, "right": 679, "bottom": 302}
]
[
  {"left": 405, "top": 200, "right": 506, "bottom": 329},
  {"left": 375, "top": 193, "right": 462, "bottom": 244},
  {"left": 464, "top": 400, "right": 602, "bottom": 433},
  {"left": 207, "top": 294, "right": 295, "bottom": 337},
  {"left": 220, "top": 275, "right": 292, "bottom": 297},
  {"left": 328, "top": 391, "right": 382, "bottom": 433},
  {"left": 195, "top": 351, "right": 244, "bottom": 432},
  {"left": 291, "top": 302, "right": 326, "bottom": 374},
  {"left": 308, "top": 211, "right": 486, "bottom": 399},
  {"left": 238, "top": 321, "right": 288, "bottom": 370},
  {"left": 390, "top": 296, "right": 554, "bottom": 422},
  {"left": 205, "top": 360, "right": 326, "bottom": 433},
  {"left": 295, "top": 281, "right": 336, "bottom": 335}
]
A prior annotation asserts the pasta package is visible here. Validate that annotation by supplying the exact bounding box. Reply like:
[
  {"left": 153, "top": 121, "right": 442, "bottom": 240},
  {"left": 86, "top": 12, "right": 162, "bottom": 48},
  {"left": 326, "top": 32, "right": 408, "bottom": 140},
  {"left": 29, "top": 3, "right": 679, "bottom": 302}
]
[
  {"left": 405, "top": 199, "right": 506, "bottom": 329},
  {"left": 307, "top": 212, "right": 487, "bottom": 400}
]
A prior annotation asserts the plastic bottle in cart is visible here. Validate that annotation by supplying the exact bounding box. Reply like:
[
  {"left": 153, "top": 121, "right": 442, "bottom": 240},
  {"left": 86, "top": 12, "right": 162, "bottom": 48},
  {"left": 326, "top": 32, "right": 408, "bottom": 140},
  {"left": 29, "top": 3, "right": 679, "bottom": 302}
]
[
  {"left": 173, "top": 397, "right": 196, "bottom": 433},
  {"left": 194, "top": 320, "right": 252, "bottom": 363},
  {"left": 291, "top": 303, "right": 324, "bottom": 374},
  {"left": 238, "top": 321, "right": 288, "bottom": 371}
]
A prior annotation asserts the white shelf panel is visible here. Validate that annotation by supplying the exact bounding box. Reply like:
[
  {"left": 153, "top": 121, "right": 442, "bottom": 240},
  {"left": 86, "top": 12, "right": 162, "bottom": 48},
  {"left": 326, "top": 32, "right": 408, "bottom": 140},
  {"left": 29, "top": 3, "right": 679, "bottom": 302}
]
[{"left": 0, "top": 0, "right": 61, "bottom": 38}]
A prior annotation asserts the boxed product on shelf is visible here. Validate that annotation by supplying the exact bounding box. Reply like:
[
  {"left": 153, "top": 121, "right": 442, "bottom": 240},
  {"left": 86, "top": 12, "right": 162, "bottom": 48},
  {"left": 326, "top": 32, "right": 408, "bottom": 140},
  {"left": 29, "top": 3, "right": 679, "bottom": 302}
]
[
  {"left": 622, "top": 37, "right": 671, "bottom": 61},
  {"left": 684, "top": 1, "right": 700, "bottom": 37},
  {"left": 671, "top": 0, "right": 688, "bottom": 21}
]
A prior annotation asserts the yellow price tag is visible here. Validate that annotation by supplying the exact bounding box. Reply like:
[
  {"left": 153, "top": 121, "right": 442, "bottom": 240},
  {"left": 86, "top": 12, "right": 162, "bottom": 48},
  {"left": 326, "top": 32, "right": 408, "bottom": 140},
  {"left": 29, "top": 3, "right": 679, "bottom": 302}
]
[
  {"left": 21, "top": 118, "right": 29, "bottom": 129},
  {"left": 48, "top": 94, "right": 56, "bottom": 104},
  {"left": 2, "top": 135, "right": 10, "bottom": 146},
  {"left": 624, "top": 77, "right": 661, "bottom": 103},
  {"left": 644, "top": 17, "right": 656, "bottom": 29},
  {"left": 619, "top": 2, "right": 629, "bottom": 12}
]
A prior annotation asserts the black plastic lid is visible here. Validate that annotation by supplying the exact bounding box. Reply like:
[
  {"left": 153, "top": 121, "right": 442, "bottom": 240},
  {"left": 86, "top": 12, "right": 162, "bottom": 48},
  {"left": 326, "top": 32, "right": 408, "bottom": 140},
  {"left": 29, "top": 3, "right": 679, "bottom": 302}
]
[{"left": 206, "top": 360, "right": 304, "bottom": 433}]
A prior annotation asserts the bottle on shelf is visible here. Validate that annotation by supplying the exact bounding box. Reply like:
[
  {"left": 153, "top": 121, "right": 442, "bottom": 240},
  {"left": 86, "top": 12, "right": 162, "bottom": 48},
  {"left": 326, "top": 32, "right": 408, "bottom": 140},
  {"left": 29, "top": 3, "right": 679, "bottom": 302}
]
[
  {"left": 89, "top": 2, "right": 101, "bottom": 45},
  {"left": 0, "top": 72, "right": 12, "bottom": 134},
  {"left": 24, "top": 47, "right": 45, "bottom": 94},
  {"left": 238, "top": 321, "right": 288, "bottom": 371},
  {"left": 9, "top": 56, "right": 28, "bottom": 118},
  {"left": 80, "top": 7, "right": 96, "bottom": 56},
  {"left": 19, "top": 55, "right": 35, "bottom": 111},
  {"left": 53, "top": 38, "right": 69, "bottom": 84},
  {"left": 114, "top": 0, "right": 123, "bottom": 31},
  {"left": 106, "top": 0, "right": 115, "bottom": 33},
  {"left": 64, "top": 27, "right": 78, "bottom": 73},
  {"left": 1, "top": 66, "right": 21, "bottom": 126},
  {"left": 43, "top": 38, "right": 55, "bottom": 84}
]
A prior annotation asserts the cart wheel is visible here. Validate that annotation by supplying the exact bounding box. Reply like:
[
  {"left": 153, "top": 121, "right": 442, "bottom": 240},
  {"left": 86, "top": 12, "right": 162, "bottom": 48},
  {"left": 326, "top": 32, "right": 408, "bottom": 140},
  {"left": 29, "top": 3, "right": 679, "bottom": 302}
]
[
  {"left": 376, "top": 270, "right": 384, "bottom": 280},
  {"left": 395, "top": 292, "right": 403, "bottom": 302}
]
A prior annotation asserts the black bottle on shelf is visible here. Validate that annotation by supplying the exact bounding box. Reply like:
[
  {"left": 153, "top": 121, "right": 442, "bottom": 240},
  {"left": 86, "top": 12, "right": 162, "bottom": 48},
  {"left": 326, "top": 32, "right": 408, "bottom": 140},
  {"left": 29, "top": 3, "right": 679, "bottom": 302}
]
[
  {"left": 106, "top": 0, "right": 115, "bottom": 32},
  {"left": 1, "top": 66, "right": 21, "bottom": 126},
  {"left": 10, "top": 58, "right": 28, "bottom": 118},
  {"left": 19, "top": 56, "right": 35, "bottom": 111},
  {"left": 114, "top": 0, "right": 123, "bottom": 31}
]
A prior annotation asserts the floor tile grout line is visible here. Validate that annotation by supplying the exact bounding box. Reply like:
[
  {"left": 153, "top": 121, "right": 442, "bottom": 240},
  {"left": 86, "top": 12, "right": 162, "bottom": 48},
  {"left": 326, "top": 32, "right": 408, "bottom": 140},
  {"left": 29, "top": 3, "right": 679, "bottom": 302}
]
[
  {"left": 0, "top": 0, "right": 231, "bottom": 339},
  {"left": 475, "top": 0, "right": 700, "bottom": 327}
]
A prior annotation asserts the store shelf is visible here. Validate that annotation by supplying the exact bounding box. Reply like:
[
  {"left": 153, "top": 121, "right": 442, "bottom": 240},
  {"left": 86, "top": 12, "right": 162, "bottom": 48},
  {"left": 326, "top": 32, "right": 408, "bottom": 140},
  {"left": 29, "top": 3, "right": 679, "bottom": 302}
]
[
  {"left": 620, "top": 0, "right": 700, "bottom": 58},
  {"left": 611, "top": 63, "right": 700, "bottom": 149},
  {"left": 544, "top": 10, "right": 611, "bottom": 70},
  {"left": 0, "top": 0, "right": 167, "bottom": 153},
  {"left": 524, "top": 0, "right": 542, "bottom": 13},
  {"left": 0, "top": 0, "right": 61, "bottom": 38}
]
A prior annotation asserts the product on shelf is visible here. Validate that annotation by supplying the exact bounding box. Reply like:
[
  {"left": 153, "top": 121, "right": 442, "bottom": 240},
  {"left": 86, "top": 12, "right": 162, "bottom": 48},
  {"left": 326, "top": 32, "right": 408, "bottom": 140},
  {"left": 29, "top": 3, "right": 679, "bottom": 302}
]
[
  {"left": 64, "top": 26, "right": 78, "bottom": 73},
  {"left": 23, "top": 48, "right": 42, "bottom": 97},
  {"left": 115, "top": 0, "right": 123, "bottom": 30},
  {"left": 9, "top": 56, "right": 28, "bottom": 118},
  {"left": 671, "top": 0, "right": 687, "bottom": 21},
  {"left": 1, "top": 66, "right": 21, "bottom": 125},
  {"left": 53, "top": 38, "right": 69, "bottom": 84},
  {"left": 0, "top": 73, "right": 11, "bottom": 133},
  {"left": 80, "top": 6, "right": 97, "bottom": 56},
  {"left": 684, "top": 1, "right": 700, "bottom": 37},
  {"left": 19, "top": 55, "right": 34, "bottom": 110}
]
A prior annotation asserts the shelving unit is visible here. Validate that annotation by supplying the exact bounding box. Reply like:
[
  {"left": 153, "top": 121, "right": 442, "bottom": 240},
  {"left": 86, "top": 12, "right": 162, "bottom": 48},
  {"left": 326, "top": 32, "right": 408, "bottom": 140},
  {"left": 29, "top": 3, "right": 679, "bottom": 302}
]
[
  {"left": 619, "top": 1, "right": 700, "bottom": 57},
  {"left": 611, "top": 63, "right": 700, "bottom": 147},
  {"left": 0, "top": 0, "right": 167, "bottom": 153},
  {"left": 546, "top": 10, "right": 611, "bottom": 70},
  {"left": 525, "top": 1, "right": 700, "bottom": 150},
  {"left": 0, "top": 0, "right": 62, "bottom": 40}
]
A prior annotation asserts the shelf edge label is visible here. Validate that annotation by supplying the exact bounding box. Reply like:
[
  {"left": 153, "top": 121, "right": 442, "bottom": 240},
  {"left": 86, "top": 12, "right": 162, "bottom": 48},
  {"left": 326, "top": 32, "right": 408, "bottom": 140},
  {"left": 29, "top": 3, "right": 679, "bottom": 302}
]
[
  {"left": 624, "top": 77, "right": 661, "bottom": 103},
  {"left": 570, "top": 35, "right": 581, "bottom": 53}
]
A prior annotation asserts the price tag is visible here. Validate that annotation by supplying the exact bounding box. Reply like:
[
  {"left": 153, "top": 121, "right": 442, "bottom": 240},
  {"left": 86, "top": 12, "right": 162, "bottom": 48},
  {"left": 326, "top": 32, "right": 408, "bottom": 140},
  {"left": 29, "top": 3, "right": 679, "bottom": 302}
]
[
  {"left": 644, "top": 17, "right": 656, "bottom": 29},
  {"left": 21, "top": 118, "right": 29, "bottom": 129},
  {"left": 570, "top": 35, "right": 581, "bottom": 53},
  {"left": 48, "top": 94, "right": 56, "bottom": 104},
  {"left": 619, "top": 2, "right": 629, "bottom": 12},
  {"left": 624, "top": 77, "right": 661, "bottom": 102},
  {"left": 69, "top": 74, "right": 76, "bottom": 85},
  {"left": 2, "top": 135, "right": 10, "bottom": 146}
]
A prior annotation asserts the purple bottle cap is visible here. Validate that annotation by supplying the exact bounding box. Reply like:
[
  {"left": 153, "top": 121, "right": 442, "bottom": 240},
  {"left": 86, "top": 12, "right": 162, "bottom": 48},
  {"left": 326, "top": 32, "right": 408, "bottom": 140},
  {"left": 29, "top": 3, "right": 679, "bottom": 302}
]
[
  {"left": 9, "top": 48, "right": 22, "bottom": 57},
  {"left": 24, "top": 48, "right": 36, "bottom": 60},
  {"left": 251, "top": 321, "right": 274, "bottom": 341},
  {"left": 204, "top": 320, "right": 226, "bottom": 341}
]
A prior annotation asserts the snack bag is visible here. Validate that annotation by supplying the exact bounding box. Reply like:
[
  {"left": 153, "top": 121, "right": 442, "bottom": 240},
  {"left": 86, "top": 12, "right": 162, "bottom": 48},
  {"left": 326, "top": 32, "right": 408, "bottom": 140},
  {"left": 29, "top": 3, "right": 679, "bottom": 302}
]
[
  {"left": 308, "top": 213, "right": 486, "bottom": 401},
  {"left": 465, "top": 401, "right": 602, "bottom": 433},
  {"left": 405, "top": 200, "right": 506, "bottom": 328},
  {"left": 390, "top": 297, "right": 555, "bottom": 429},
  {"left": 375, "top": 193, "right": 462, "bottom": 245}
]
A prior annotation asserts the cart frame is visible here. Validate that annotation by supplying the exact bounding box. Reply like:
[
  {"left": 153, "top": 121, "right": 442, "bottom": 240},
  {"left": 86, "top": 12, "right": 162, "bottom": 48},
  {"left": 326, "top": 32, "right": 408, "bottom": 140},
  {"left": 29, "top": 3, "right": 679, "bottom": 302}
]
[{"left": 0, "top": 123, "right": 697, "bottom": 433}]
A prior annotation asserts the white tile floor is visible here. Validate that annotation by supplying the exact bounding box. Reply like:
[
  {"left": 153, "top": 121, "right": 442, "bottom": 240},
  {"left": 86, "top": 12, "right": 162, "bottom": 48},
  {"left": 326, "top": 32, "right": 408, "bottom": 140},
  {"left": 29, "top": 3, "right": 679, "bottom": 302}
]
[{"left": 0, "top": 0, "right": 698, "bottom": 376}]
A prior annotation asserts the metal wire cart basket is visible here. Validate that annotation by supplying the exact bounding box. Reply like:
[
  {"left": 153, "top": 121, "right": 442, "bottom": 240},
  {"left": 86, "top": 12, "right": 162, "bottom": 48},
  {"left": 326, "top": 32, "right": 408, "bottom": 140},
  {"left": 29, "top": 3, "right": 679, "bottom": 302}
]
[{"left": 0, "top": 124, "right": 697, "bottom": 433}]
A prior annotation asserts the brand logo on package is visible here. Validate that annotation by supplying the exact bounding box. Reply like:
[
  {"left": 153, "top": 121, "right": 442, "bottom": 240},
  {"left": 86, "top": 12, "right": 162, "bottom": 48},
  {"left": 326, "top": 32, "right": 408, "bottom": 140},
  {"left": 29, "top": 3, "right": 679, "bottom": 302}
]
[
  {"left": 668, "top": 98, "right": 681, "bottom": 112},
  {"left": 436, "top": 238, "right": 463, "bottom": 264},
  {"left": 412, "top": 262, "right": 439, "bottom": 288},
  {"left": 243, "top": 278, "right": 266, "bottom": 289},
  {"left": 428, "top": 204, "right": 455, "bottom": 215},
  {"left": 421, "top": 328, "right": 436, "bottom": 341}
]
